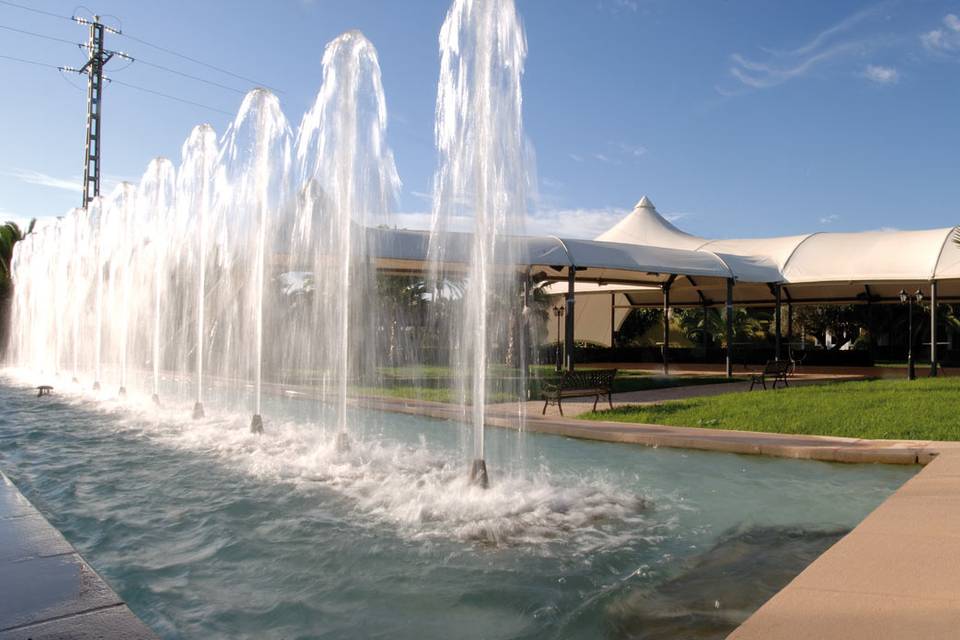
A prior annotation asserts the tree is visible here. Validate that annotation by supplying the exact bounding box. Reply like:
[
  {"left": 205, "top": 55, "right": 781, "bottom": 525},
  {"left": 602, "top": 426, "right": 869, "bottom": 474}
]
[{"left": 0, "top": 219, "right": 36, "bottom": 358}]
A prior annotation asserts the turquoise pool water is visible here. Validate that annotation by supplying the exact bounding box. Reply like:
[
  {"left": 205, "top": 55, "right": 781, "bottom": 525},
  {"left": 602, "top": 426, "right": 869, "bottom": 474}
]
[{"left": 0, "top": 373, "right": 915, "bottom": 639}]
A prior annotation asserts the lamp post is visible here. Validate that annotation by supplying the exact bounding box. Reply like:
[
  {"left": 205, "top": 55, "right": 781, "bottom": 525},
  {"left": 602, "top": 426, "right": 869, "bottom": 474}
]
[
  {"left": 900, "top": 289, "right": 923, "bottom": 380},
  {"left": 553, "top": 305, "right": 565, "bottom": 372}
]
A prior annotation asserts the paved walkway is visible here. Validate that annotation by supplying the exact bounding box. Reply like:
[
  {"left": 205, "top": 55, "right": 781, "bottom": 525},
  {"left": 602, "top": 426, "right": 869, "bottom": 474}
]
[
  {"left": 495, "top": 372, "right": 854, "bottom": 419},
  {"left": 0, "top": 471, "right": 156, "bottom": 639}
]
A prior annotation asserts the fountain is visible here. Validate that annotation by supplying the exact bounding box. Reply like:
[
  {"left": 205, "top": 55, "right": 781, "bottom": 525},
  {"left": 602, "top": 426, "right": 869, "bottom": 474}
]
[
  {"left": 177, "top": 124, "right": 218, "bottom": 420},
  {"left": 293, "top": 30, "right": 399, "bottom": 449},
  {"left": 5, "top": 0, "right": 532, "bottom": 488},
  {"left": 429, "top": 0, "right": 531, "bottom": 485}
]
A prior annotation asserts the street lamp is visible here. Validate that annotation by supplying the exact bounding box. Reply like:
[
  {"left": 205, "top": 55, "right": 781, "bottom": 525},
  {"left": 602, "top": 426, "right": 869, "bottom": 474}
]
[
  {"left": 553, "top": 305, "right": 565, "bottom": 372},
  {"left": 900, "top": 289, "right": 923, "bottom": 380}
]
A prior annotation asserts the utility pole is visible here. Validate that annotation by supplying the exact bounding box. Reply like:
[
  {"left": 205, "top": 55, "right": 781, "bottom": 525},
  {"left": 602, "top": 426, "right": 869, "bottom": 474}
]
[{"left": 61, "top": 16, "right": 126, "bottom": 208}]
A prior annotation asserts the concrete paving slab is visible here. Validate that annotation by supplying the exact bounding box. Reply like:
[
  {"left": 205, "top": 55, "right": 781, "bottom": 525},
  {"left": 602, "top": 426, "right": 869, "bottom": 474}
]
[
  {"left": 0, "top": 513, "right": 74, "bottom": 563},
  {"left": 729, "top": 587, "right": 960, "bottom": 640},
  {"left": 0, "top": 471, "right": 157, "bottom": 638},
  {"left": 0, "top": 554, "right": 123, "bottom": 632},
  {"left": 0, "top": 605, "right": 157, "bottom": 640}
]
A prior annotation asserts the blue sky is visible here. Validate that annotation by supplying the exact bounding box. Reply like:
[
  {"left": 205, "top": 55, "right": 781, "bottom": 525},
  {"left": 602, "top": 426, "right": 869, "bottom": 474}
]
[{"left": 1, "top": 0, "right": 958, "bottom": 239}]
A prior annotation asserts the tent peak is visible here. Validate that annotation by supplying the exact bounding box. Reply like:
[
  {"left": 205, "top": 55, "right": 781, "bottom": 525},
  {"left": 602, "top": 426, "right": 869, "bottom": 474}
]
[{"left": 635, "top": 195, "right": 655, "bottom": 210}]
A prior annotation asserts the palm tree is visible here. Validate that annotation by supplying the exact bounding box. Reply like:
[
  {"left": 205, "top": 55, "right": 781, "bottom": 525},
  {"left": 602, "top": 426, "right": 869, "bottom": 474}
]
[{"left": 0, "top": 219, "right": 35, "bottom": 358}]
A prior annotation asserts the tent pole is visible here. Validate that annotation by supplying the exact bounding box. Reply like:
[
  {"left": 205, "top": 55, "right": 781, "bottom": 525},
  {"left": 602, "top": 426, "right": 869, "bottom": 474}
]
[
  {"left": 725, "top": 278, "right": 734, "bottom": 379},
  {"left": 610, "top": 292, "right": 616, "bottom": 348},
  {"left": 564, "top": 268, "right": 576, "bottom": 372},
  {"left": 787, "top": 302, "right": 794, "bottom": 345},
  {"left": 931, "top": 280, "right": 939, "bottom": 377},
  {"left": 702, "top": 301, "right": 709, "bottom": 353},
  {"left": 774, "top": 284, "right": 782, "bottom": 361},
  {"left": 662, "top": 285, "right": 670, "bottom": 375}
]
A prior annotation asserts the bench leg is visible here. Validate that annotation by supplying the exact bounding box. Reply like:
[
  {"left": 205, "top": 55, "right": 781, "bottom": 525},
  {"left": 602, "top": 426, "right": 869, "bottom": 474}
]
[
  {"left": 542, "top": 398, "right": 548, "bottom": 415},
  {"left": 593, "top": 394, "right": 599, "bottom": 412},
  {"left": 558, "top": 398, "right": 563, "bottom": 417},
  {"left": 608, "top": 391, "right": 613, "bottom": 410}
]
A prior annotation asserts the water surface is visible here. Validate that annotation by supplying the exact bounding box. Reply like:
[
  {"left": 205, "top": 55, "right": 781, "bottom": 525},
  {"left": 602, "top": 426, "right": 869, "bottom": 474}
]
[{"left": 0, "top": 374, "right": 914, "bottom": 639}]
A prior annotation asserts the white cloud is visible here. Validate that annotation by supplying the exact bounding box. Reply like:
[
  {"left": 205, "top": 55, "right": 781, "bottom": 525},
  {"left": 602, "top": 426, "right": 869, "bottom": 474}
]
[
  {"left": 730, "top": 41, "right": 868, "bottom": 89},
  {"left": 863, "top": 64, "right": 898, "bottom": 84},
  {"left": 820, "top": 214, "right": 840, "bottom": 224},
  {"left": 527, "top": 207, "right": 629, "bottom": 238},
  {"left": 922, "top": 14, "right": 960, "bottom": 53},
  {"left": 3, "top": 168, "right": 82, "bottom": 192},
  {"left": 409, "top": 190, "right": 432, "bottom": 201},
  {"left": 389, "top": 207, "right": 633, "bottom": 239},
  {"left": 612, "top": 141, "right": 647, "bottom": 158},
  {"left": 567, "top": 153, "right": 584, "bottom": 163},
  {"left": 727, "top": 3, "right": 896, "bottom": 91},
  {"left": 599, "top": 0, "right": 639, "bottom": 13}
]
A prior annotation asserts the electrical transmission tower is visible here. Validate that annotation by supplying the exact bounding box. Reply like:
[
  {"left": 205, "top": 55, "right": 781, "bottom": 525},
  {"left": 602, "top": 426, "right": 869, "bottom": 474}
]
[{"left": 61, "top": 16, "right": 127, "bottom": 208}]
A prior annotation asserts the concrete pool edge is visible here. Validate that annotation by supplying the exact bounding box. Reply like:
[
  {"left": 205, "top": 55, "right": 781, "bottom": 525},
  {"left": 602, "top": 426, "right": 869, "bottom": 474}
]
[
  {"left": 360, "top": 394, "right": 936, "bottom": 466},
  {"left": 0, "top": 470, "right": 158, "bottom": 639}
]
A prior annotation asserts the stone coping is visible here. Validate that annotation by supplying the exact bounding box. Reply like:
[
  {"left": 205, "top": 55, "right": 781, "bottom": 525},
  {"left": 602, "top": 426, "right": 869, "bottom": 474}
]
[
  {"left": 361, "top": 394, "right": 935, "bottom": 466},
  {"left": 0, "top": 471, "right": 157, "bottom": 639}
]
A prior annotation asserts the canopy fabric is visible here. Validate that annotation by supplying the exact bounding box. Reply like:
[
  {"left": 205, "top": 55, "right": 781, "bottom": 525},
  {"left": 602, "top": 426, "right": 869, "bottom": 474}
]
[
  {"left": 551, "top": 196, "right": 959, "bottom": 344},
  {"left": 583, "top": 196, "right": 960, "bottom": 304}
]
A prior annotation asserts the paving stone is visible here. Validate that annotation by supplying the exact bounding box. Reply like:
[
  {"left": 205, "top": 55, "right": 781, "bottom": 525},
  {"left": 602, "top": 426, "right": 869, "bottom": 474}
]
[
  {"left": 0, "top": 554, "right": 123, "bottom": 632},
  {"left": 0, "top": 605, "right": 156, "bottom": 640}
]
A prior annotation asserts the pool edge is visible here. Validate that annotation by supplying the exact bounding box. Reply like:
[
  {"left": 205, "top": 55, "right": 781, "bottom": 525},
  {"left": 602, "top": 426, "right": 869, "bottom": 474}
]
[{"left": 0, "top": 470, "right": 159, "bottom": 639}]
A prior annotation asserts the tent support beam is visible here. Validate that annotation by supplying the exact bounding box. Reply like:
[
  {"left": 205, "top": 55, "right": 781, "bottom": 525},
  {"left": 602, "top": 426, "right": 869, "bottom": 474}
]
[
  {"left": 774, "top": 284, "right": 782, "bottom": 361},
  {"left": 787, "top": 302, "right": 794, "bottom": 345},
  {"left": 564, "top": 268, "right": 576, "bottom": 372},
  {"left": 662, "top": 275, "right": 676, "bottom": 375},
  {"left": 725, "top": 278, "right": 734, "bottom": 379},
  {"left": 610, "top": 292, "right": 616, "bottom": 348},
  {"left": 931, "top": 280, "right": 939, "bottom": 377}
]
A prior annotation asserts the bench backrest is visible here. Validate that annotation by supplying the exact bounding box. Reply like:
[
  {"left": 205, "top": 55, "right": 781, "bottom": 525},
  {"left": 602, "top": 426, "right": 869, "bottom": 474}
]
[
  {"left": 559, "top": 369, "right": 617, "bottom": 389},
  {"left": 763, "top": 360, "right": 790, "bottom": 375}
]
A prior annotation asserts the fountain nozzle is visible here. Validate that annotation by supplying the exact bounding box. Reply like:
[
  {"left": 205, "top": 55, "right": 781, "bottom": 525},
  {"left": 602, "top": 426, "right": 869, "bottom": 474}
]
[
  {"left": 151, "top": 393, "right": 160, "bottom": 405},
  {"left": 192, "top": 402, "right": 205, "bottom": 419},
  {"left": 250, "top": 414, "right": 264, "bottom": 435},
  {"left": 92, "top": 381, "right": 101, "bottom": 391},
  {"left": 469, "top": 459, "right": 489, "bottom": 489},
  {"left": 118, "top": 386, "right": 127, "bottom": 398},
  {"left": 334, "top": 431, "right": 351, "bottom": 453}
]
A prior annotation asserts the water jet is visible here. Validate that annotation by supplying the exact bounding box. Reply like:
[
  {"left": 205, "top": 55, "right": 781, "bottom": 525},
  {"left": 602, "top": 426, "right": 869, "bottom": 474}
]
[
  {"left": 468, "top": 459, "right": 489, "bottom": 489},
  {"left": 192, "top": 402, "right": 205, "bottom": 419}
]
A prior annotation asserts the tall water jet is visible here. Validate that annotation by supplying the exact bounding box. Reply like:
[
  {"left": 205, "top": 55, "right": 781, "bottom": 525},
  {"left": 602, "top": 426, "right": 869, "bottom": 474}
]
[
  {"left": 294, "top": 30, "right": 399, "bottom": 448},
  {"left": 90, "top": 197, "right": 104, "bottom": 391},
  {"left": 106, "top": 183, "right": 137, "bottom": 397},
  {"left": 177, "top": 125, "right": 218, "bottom": 420},
  {"left": 429, "top": 0, "right": 531, "bottom": 486},
  {"left": 138, "top": 159, "right": 176, "bottom": 404},
  {"left": 216, "top": 89, "right": 291, "bottom": 433}
]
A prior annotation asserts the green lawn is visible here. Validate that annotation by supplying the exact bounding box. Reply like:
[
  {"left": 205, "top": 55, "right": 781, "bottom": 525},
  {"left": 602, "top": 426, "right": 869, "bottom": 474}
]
[
  {"left": 582, "top": 377, "right": 960, "bottom": 441},
  {"left": 356, "top": 367, "right": 737, "bottom": 405}
]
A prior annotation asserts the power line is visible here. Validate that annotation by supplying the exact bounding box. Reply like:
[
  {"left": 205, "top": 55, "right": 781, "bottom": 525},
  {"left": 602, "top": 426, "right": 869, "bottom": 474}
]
[
  {"left": 0, "top": 51, "right": 234, "bottom": 116},
  {"left": 125, "top": 55, "right": 247, "bottom": 94},
  {"left": 118, "top": 31, "right": 282, "bottom": 93},
  {"left": 108, "top": 78, "right": 234, "bottom": 116},
  {"left": 0, "top": 0, "right": 73, "bottom": 21},
  {"left": 0, "top": 23, "right": 83, "bottom": 47},
  {"left": 0, "top": 53, "right": 61, "bottom": 69}
]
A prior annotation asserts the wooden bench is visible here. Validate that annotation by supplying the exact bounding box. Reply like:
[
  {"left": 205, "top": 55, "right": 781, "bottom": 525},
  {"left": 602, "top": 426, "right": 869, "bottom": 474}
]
[
  {"left": 749, "top": 360, "right": 790, "bottom": 391},
  {"left": 36, "top": 385, "right": 53, "bottom": 397},
  {"left": 541, "top": 369, "right": 617, "bottom": 416}
]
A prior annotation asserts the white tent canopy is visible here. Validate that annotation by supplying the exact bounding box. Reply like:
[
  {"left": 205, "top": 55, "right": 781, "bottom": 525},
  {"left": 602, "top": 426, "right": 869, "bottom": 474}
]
[{"left": 545, "top": 196, "right": 960, "bottom": 348}]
